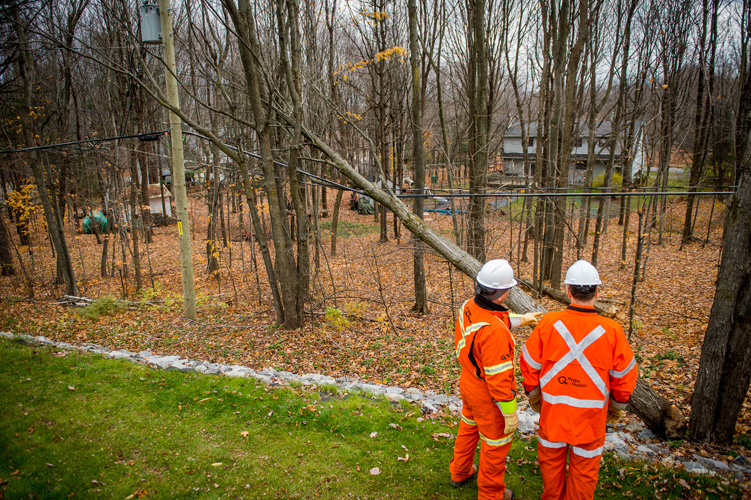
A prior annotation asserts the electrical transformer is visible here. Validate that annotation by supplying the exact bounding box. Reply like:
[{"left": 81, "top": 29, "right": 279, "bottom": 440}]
[{"left": 139, "top": 3, "right": 162, "bottom": 44}]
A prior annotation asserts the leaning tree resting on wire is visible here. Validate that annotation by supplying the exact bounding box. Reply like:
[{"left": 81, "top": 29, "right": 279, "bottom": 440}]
[{"left": 289, "top": 114, "right": 687, "bottom": 439}]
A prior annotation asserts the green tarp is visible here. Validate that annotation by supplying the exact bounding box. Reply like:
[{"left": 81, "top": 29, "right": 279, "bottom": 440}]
[
  {"left": 82, "top": 211, "right": 108, "bottom": 234},
  {"left": 356, "top": 198, "right": 374, "bottom": 215}
]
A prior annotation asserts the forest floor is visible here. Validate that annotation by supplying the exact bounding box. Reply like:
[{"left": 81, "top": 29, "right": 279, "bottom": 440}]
[{"left": 1, "top": 185, "right": 748, "bottom": 465}]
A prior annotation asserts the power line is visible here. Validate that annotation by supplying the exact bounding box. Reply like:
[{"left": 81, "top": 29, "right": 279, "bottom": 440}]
[
  {"left": 396, "top": 190, "right": 735, "bottom": 199},
  {"left": 0, "top": 130, "right": 170, "bottom": 154},
  {"left": 183, "top": 131, "right": 736, "bottom": 200}
]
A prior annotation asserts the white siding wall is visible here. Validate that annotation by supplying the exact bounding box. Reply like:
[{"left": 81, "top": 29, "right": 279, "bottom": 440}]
[
  {"left": 149, "top": 197, "right": 172, "bottom": 217},
  {"left": 503, "top": 137, "right": 533, "bottom": 154}
]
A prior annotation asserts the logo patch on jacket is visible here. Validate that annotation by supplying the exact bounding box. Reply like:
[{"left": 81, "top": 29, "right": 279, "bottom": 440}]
[{"left": 558, "top": 375, "right": 588, "bottom": 388}]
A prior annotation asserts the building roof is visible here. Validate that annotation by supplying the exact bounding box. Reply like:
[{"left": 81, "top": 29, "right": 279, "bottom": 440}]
[
  {"left": 504, "top": 121, "right": 642, "bottom": 138},
  {"left": 147, "top": 183, "right": 172, "bottom": 198}
]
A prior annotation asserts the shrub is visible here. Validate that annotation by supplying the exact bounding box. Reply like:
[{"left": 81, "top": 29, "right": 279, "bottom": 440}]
[
  {"left": 324, "top": 306, "right": 350, "bottom": 331},
  {"left": 592, "top": 171, "right": 623, "bottom": 188},
  {"left": 344, "top": 301, "right": 365, "bottom": 318},
  {"left": 78, "top": 296, "right": 122, "bottom": 321}
]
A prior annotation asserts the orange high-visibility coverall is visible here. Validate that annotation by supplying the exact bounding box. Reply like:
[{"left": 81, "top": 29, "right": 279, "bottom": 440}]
[
  {"left": 450, "top": 296, "right": 516, "bottom": 500},
  {"left": 520, "top": 305, "right": 637, "bottom": 500}
]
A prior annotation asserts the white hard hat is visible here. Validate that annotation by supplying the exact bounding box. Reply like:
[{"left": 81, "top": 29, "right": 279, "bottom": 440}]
[
  {"left": 476, "top": 259, "right": 517, "bottom": 290},
  {"left": 563, "top": 260, "right": 602, "bottom": 286}
]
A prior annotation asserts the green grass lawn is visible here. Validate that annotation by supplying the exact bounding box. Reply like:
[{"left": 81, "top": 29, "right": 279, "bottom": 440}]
[{"left": 0, "top": 338, "right": 742, "bottom": 499}]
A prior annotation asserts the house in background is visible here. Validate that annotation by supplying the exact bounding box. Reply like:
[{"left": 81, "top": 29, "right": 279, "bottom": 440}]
[
  {"left": 147, "top": 183, "right": 172, "bottom": 218},
  {"left": 500, "top": 121, "right": 646, "bottom": 186}
]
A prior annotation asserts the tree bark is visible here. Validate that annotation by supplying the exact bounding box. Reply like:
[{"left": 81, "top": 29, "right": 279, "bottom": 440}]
[
  {"left": 631, "top": 378, "right": 686, "bottom": 438},
  {"left": 0, "top": 215, "right": 14, "bottom": 276},
  {"left": 689, "top": 141, "right": 751, "bottom": 444},
  {"left": 408, "top": 0, "right": 428, "bottom": 314}
]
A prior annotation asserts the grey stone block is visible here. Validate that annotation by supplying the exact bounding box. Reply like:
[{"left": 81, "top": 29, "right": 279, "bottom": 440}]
[
  {"left": 517, "top": 415, "right": 536, "bottom": 434},
  {"left": 385, "top": 393, "right": 406, "bottom": 402},
  {"left": 301, "top": 373, "right": 322, "bottom": 384},
  {"left": 624, "top": 420, "right": 643, "bottom": 433},
  {"left": 645, "top": 444, "right": 668, "bottom": 455},
  {"left": 615, "top": 450, "right": 632, "bottom": 460},
  {"left": 360, "top": 384, "right": 385, "bottom": 395},
  {"left": 638, "top": 429, "right": 656, "bottom": 441},
  {"left": 422, "top": 401, "right": 438, "bottom": 414},
  {"left": 637, "top": 445, "right": 656, "bottom": 457},
  {"left": 683, "top": 462, "right": 714, "bottom": 475},
  {"left": 618, "top": 431, "right": 635, "bottom": 443},
  {"left": 605, "top": 433, "right": 628, "bottom": 454},
  {"left": 250, "top": 374, "right": 272, "bottom": 384},
  {"left": 167, "top": 361, "right": 195, "bottom": 373},
  {"left": 692, "top": 455, "right": 730, "bottom": 472},
  {"left": 431, "top": 394, "right": 448, "bottom": 405},
  {"left": 405, "top": 388, "right": 424, "bottom": 398}
]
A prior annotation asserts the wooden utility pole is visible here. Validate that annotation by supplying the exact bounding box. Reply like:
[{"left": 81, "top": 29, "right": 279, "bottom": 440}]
[{"left": 158, "top": 0, "right": 196, "bottom": 319}]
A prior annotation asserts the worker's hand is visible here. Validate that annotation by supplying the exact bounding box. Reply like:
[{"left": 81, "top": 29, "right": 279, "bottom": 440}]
[
  {"left": 607, "top": 397, "right": 628, "bottom": 424},
  {"left": 520, "top": 312, "right": 544, "bottom": 327},
  {"left": 527, "top": 387, "right": 542, "bottom": 413},
  {"left": 496, "top": 398, "right": 518, "bottom": 435},
  {"left": 503, "top": 412, "right": 519, "bottom": 435}
]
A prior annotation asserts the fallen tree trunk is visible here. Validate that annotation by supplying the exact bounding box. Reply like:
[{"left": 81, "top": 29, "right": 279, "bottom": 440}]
[
  {"left": 630, "top": 378, "right": 686, "bottom": 438},
  {"left": 517, "top": 277, "right": 617, "bottom": 318},
  {"left": 296, "top": 122, "right": 687, "bottom": 438}
]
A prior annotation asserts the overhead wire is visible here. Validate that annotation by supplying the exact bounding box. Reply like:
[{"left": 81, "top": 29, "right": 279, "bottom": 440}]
[
  {"left": 0, "top": 130, "right": 170, "bottom": 154},
  {"left": 3, "top": 128, "right": 737, "bottom": 200}
]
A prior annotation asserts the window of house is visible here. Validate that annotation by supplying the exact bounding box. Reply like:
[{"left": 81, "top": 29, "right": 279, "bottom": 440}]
[
  {"left": 575, "top": 161, "right": 587, "bottom": 170},
  {"left": 574, "top": 138, "right": 583, "bottom": 147},
  {"left": 528, "top": 137, "right": 535, "bottom": 148}
]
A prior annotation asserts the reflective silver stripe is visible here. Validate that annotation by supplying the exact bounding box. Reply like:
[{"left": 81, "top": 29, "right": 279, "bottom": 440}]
[
  {"left": 484, "top": 361, "right": 513, "bottom": 375},
  {"left": 540, "top": 322, "right": 608, "bottom": 399},
  {"left": 458, "top": 300, "right": 471, "bottom": 336},
  {"left": 538, "top": 438, "right": 603, "bottom": 458},
  {"left": 522, "top": 345, "right": 542, "bottom": 370},
  {"left": 461, "top": 414, "right": 477, "bottom": 426},
  {"left": 542, "top": 392, "right": 608, "bottom": 409},
  {"left": 455, "top": 339, "right": 465, "bottom": 358},
  {"left": 610, "top": 357, "right": 636, "bottom": 378},
  {"left": 572, "top": 445, "right": 604, "bottom": 458},
  {"left": 480, "top": 432, "right": 514, "bottom": 447},
  {"left": 537, "top": 437, "right": 567, "bottom": 449},
  {"left": 465, "top": 323, "right": 487, "bottom": 335},
  {"left": 457, "top": 300, "right": 487, "bottom": 359}
]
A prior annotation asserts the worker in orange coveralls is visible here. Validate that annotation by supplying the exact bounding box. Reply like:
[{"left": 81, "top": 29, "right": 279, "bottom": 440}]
[
  {"left": 449, "top": 259, "right": 543, "bottom": 500},
  {"left": 520, "top": 260, "right": 638, "bottom": 500}
]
